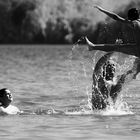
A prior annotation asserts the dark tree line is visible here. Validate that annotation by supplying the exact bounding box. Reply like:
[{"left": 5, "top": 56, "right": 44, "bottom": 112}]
[{"left": 0, "top": 0, "right": 139, "bottom": 44}]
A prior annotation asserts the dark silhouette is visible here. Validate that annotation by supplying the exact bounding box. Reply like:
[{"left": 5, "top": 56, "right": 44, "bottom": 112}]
[{"left": 12, "top": 2, "right": 36, "bottom": 27}]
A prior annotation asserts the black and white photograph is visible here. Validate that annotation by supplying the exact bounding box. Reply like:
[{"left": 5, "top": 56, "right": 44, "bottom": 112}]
[{"left": 0, "top": 0, "right": 140, "bottom": 139}]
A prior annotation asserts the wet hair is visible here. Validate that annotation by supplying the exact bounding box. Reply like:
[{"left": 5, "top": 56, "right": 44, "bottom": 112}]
[
  {"left": 128, "top": 8, "right": 139, "bottom": 21},
  {"left": 0, "top": 88, "right": 13, "bottom": 108}
]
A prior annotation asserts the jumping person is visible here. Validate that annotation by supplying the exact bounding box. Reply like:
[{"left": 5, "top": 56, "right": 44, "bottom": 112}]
[
  {"left": 82, "top": 6, "right": 140, "bottom": 110},
  {"left": 85, "top": 6, "right": 140, "bottom": 57}
]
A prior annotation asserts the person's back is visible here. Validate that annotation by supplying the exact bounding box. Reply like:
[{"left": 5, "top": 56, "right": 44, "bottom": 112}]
[
  {"left": 124, "top": 19, "right": 140, "bottom": 57},
  {"left": 131, "top": 20, "right": 140, "bottom": 45},
  {"left": 126, "top": 8, "right": 140, "bottom": 56}
]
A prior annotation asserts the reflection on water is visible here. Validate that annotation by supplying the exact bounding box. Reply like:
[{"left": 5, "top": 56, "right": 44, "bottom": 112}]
[{"left": 0, "top": 45, "right": 139, "bottom": 140}]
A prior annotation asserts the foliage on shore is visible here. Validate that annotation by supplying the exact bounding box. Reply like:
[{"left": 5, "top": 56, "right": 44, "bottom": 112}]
[{"left": 0, "top": 0, "right": 139, "bottom": 44}]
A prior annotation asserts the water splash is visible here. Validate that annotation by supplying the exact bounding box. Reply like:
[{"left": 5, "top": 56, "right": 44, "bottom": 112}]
[
  {"left": 64, "top": 38, "right": 138, "bottom": 116},
  {"left": 67, "top": 38, "right": 93, "bottom": 100},
  {"left": 64, "top": 93, "right": 134, "bottom": 116},
  {"left": 19, "top": 38, "right": 138, "bottom": 117},
  {"left": 101, "top": 94, "right": 134, "bottom": 116}
]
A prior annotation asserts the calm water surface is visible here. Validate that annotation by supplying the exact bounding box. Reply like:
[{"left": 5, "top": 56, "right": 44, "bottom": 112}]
[{"left": 0, "top": 45, "right": 140, "bottom": 140}]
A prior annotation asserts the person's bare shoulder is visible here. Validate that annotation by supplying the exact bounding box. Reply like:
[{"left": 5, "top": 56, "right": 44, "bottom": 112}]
[
  {"left": 0, "top": 105, "right": 21, "bottom": 115},
  {"left": 123, "top": 19, "right": 139, "bottom": 28},
  {"left": 131, "top": 20, "right": 140, "bottom": 28},
  {"left": 135, "top": 19, "right": 140, "bottom": 25}
]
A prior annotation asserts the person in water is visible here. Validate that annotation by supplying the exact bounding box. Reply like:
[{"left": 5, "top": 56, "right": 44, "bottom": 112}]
[
  {"left": 85, "top": 6, "right": 140, "bottom": 57},
  {"left": 0, "top": 88, "right": 20, "bottom": 114},
  {"left": 82, "top": 6, "right": 140, "bottom": 110}
]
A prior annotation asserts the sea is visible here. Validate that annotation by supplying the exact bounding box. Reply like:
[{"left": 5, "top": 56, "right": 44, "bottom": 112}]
[{"left": 0, "top": 44, "right": 140, "bottom": 140}]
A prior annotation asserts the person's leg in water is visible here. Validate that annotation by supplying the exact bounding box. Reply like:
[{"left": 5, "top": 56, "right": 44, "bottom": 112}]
[
  {"left": 91, "top": 57, "right": 136, "bottom": 110},
  {"left": 91, "top": 59, "right": 116, "bottom": 110},
  {"left": 92, "top": 71, "right": 127, "bottom": 110}
]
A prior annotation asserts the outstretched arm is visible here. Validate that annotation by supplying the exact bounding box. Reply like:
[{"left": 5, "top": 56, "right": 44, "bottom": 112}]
[{"left": 94, "top": 6, "right": 128, "bottom": 23}]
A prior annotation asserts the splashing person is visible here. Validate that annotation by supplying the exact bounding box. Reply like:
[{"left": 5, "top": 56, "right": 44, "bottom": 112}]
[{"left": 83, "top": 6, "right": 140, "bottom": 110}]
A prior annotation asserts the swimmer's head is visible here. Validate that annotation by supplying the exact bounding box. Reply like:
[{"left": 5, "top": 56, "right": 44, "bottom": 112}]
[
  {"left": 128, "top": 8, "right": 139, "bottom": 21},
  {"left": 0, "top": 88, "right": 13, "bottom": 108}
]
